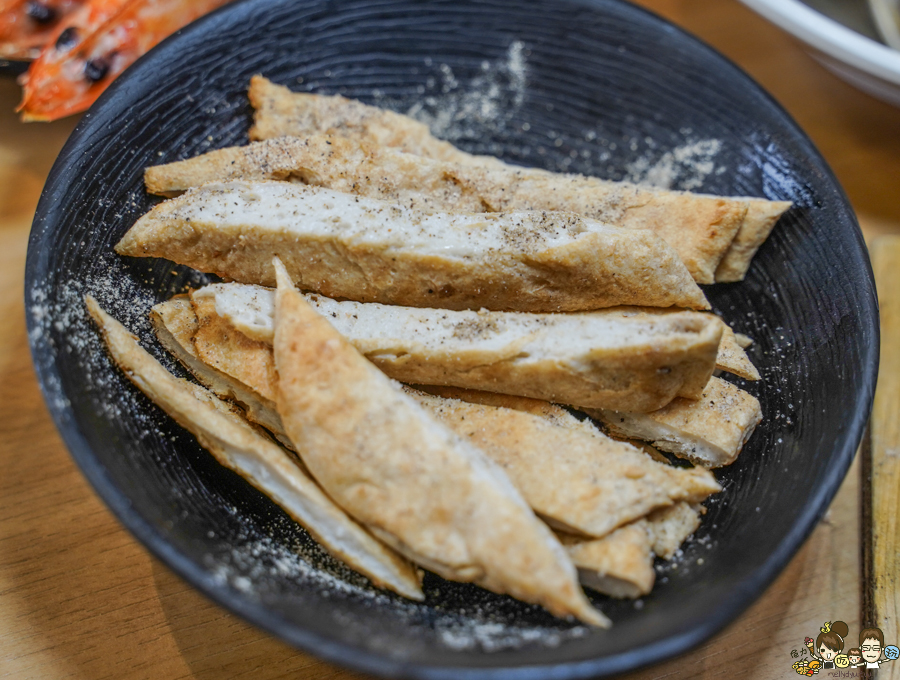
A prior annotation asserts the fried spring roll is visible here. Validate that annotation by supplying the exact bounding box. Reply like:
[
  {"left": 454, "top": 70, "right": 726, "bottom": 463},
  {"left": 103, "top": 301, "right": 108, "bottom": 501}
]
[
  {"left": 247, "top": 74, "right": 503, "bottom": 167},
  {"left": 559, "top": 501, "right": 704, "bottom": 598},
  {"left": 559, "top": 524, "right": 655, "bottom": 599},
  {"left": 587, "top": 376, "right": 763, "bottom": 468},
  {"left": 208, "top": 281, "right": 755, "bottom": 385},
  {"left": 196, "top": 282, "right": 722, "bottom": 412},
  {"left": 85, "top": 296, "right": 423, "bottom": 600},
  {"left": 271, "top": 260, "right": 607, "bottom": 625},
  {"left": 144, "top": 134, "right": 762, "bottom": 284},
  {"left": 120, "top": 179, "right": 709, "bottom": 313},
  {"left": 160, "top": 296, "right": 720, "bottom": 542},
  {"left": 243, "top": 77, "right": 793, "bottom": 282}
]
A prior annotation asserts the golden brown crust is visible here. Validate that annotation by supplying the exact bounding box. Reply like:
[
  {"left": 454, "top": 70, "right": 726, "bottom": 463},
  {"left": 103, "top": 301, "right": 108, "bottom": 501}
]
[
  {"left": 247, "top": 75, "right": 505, "bottom": 166},
  {"left": 559, "top": 524, "right": 655, "bottom": 598},
  {"left": 407, "top": 387, "right": 721, "bottom": 538},
  {"left": 202, "top": 282, "right": 723, "bottom": 412},
  {"left": 271, "top": 261, "right": 606, "bottom": 625},
  {"left": 716, "top": 322, "right": 760, "bottom": 381},
  {"left": 715, "top": 198, "right": 792, "bottom": 282},
  {"left": 150, "top": 295, "right": 197, "bottom": 347},
  {"left": 144, "top": 134, "right": 747, "bottom": 284},
  {"left": 191, "top": 295, "right": 279, "bottom": 403},
  {"left": 150, "top": 299, "right": 293, "bottom": 449},
  {"left": 420, "top": 386, "right": 721, "bottom": 498},
  {"left": 588, "top": 376, "right": 763, "bottom": 468},
  {"left": 122, "top": 179, "right": 710, "bottom": 312},
  {"left": 411, "top": 386, "right": 591, "bottom": 426},
  {"left": 646, "top": 503, "right": 703, "bottom": 560},
  {"left": 562, "top": 501, "right": 704, "bottom": 594},
  {"left": 86, "top": 295, "right": 423, "bottom": 600}
]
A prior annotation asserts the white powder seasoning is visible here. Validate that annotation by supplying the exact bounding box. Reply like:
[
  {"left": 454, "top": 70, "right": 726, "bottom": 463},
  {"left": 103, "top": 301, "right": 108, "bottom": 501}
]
[
  {"left": 205, "top": 511, "right": 385, "bottom": 598},
  {"left": 206, "top": 511, "right": 591, "bottom": 653},
  {"left": 387, "top": 40, "right": 528, "bottom": 152},
  {"left": 29, "top": 255, "right": 166, "bottom": 418},
  {"left": 626, "top": 138, "right": 724, "bottom": 190},
  {"left": 435, "top": 617, "right": 589, "bottom": 652}
]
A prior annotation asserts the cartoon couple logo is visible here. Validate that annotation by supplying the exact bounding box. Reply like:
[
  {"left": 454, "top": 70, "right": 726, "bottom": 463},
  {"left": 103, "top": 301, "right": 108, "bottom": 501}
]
[{"left": 791, "top": 622, "right": 899, "bottom": 675}]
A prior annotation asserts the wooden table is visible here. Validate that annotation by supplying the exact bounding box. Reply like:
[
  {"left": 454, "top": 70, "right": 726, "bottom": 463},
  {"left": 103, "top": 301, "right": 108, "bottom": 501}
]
[{"left": 2, "top": 1, "right": 898, "bottom": 677}]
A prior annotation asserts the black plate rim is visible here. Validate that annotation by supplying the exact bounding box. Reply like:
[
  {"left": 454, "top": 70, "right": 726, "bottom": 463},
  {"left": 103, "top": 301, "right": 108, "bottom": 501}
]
[
  {"left": 24, "top": 0, "right": 880, "bottom": 677},
  {"left": 0, "top": 57, "right": 29, "bottom": 76}
]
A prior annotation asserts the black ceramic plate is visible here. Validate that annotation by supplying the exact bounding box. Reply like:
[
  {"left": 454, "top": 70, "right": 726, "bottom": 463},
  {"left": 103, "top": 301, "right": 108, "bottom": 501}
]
[
  {"left": 25, "top": 0, "right": 878, "bottom": 677},
  {"left": 0, "top": 58, "right": 29, "bottom": 76}
]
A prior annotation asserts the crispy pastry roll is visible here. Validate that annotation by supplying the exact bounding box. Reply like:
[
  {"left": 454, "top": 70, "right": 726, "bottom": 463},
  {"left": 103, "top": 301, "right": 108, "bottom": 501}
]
[
  {"left": 270, "top": 260, "right": 607, "bottom": 625},
  {"left": 194, "top": 282, "right": 722, "bottom": 412},
  {"left": 207, "top": 281, "right": 754, "bottom": 386},
  {"left": 586, "top": 376, "right": 763, "bottom": 468},
  {"left": 86, "top": 296, "right": 423, "bottom": 600},
  {"left": 559, "top": 524, "right": 656, "bottom": 599},
  {"left": 146, "top": 85, "right": 791, "bottom": 283},
  {"left": 244, "top": 77, "right": 792, "bottom": 282},
  {"left": 120, "top": 179, "right": 709, "bottom": 312},
  {"left": 559, "top": 502, "right": 704, "bottom": 598},
  {"left": 247, "top": 74, "right": 504, "bottom": 166},
  {"left": 153, "top": 300, "right": 720, "bottom": 541}
]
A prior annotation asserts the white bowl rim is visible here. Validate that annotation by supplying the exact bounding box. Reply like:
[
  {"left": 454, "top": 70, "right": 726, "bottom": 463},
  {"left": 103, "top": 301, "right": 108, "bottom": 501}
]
[{"left": 737, "top": 0, "right": 900, "bottom": 85}]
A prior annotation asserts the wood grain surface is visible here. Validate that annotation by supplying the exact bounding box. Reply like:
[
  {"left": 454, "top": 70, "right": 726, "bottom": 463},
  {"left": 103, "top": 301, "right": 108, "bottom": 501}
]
[
  {"left": 866, "top": 237, "right": 900, "bottom": 680},
  {"left": 1, "top": 1, "right": 899, "bottom": 678}
]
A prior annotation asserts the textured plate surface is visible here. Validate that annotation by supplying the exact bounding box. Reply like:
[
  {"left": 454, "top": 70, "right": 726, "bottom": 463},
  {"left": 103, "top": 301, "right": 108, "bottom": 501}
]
[{"left": 25, "top": 0, "right": 878, "bottom": 678}]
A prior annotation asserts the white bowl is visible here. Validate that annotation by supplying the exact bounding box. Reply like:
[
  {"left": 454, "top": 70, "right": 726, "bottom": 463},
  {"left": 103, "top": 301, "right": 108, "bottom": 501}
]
[{"left": 739, "top": 0, "right": 900, "bottom": 106}]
